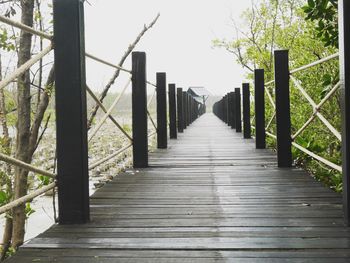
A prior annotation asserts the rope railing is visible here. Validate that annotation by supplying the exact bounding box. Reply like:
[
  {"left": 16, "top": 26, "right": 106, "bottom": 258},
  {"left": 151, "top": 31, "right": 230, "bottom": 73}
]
[
  {"left": 266, "top": 111, "right": 276, "bottom": 131},
  {"left": 256, "top": 52, "right": 340, "bottom": 171},
  {"left": 0, "top": 4, "right": 201, "bottom": 226},
  {"left": 264, "top": 87, "right": 276, "bottom": 132},
  {"left": 146, "top": 80, "right": 157, "bottom": 89},
  {"left": 146, "top": 87, "right": 158, "bottom": 131},
  {"left": 0, "top": 44, "right": 53, "bottom": 90},
  {"left": 0, "top": 152, "right": 56, "bottom": 179},
  {"left": 290, "top": 53, "right": 339, "bottom": 74},
  {"left": 0, "top": 16, "right": 57, "bottom": 217},
  {"left": 88, "top": 78, "right": 132, "bottom": 142},
  {"left": 85, "top": 52, "right": 132, "bottom": 74},
  {"left": 290, "top": 75, "right": 341, "bottom": 141},
  {"left": 0, "top": 183, "right": 56, "bottom": 215},
  {"left": 0, "top": 14, "right": 159, "bottom": 221},
  {"left": 89, "top": 143, "right": 133, "bottom": 170},
  {"left": 0, "top": 12, "right": 137, "bottom": 217},
  {"left": 86, "top": 86, "right": 133, "bottom": 141},
  {"left": 0, "top": 14, "right": 52, "bottom": 40},
  {"left": 265, "top": 79, "right": 275, "bottom": 86}
]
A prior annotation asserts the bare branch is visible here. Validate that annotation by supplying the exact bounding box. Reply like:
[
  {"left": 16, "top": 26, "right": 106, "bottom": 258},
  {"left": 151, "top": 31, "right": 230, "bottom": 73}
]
[{"left": 87, "top": 13, "right": 160, "bottom": 129}]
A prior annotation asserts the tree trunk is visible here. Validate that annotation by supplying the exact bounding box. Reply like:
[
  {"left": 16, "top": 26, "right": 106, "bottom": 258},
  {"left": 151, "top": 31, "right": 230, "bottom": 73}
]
[{"left": 11, "top": 0, "right": 34, "bottom": 249}]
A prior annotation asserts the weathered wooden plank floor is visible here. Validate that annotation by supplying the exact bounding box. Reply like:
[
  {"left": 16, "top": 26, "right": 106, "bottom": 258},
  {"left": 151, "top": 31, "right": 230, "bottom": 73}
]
[{"left": 7, "top": 113, "right": 350, "bottom": 262}]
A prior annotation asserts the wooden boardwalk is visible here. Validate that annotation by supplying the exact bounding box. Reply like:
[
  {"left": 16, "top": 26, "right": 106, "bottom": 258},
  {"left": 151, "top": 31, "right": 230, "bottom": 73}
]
[{"left": 7, "top": 113, "right": 350, "bottom": 262}]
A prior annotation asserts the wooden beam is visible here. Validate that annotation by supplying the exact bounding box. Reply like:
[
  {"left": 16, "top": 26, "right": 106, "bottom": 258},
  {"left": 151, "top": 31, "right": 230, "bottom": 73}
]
[
  {"left": 274, "top": 50, "right": 292, "bottom": 167},
  {"left": 177, "top": 88, "right": 184, "bottom": 133},
  {"left": 242, "top": 83, "right": 251, "bottom": 139},
  {"left": 53, "top": 0, "right": 89, "bottom": 224},
  {"left": 169, "top": 84, "right": 177, "bottom": 139},
  {"left": 339, "top": 0, "right": 350, "bottom": 225},
  {"left": 235, "top": 88, "right": 242, "bottom": 133},
  {"left": 254, "top": 69, "right": 266, "bottom": 149},
  {"left": 132, "top": 52, "right": 148, "bottom": 168},
  {"left": 156, "top": 72, "right": 167, "bottom": 148}
]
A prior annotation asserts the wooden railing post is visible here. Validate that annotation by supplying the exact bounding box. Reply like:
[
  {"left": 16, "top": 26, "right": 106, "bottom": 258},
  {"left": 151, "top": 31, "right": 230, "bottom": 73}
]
[
  {"left": 169, "top": 84, "right": 177, "bottom": 139},
  {"left": 220, "top": 97, "right": 223, "bottom": 121},
  {"left": 177, "top": 88, "right": 184, "bottom": 133},
  {"left": 221, "top": 96, "right": 225, "bottom": 123},
  {"left": 156, "top": 72, "right": 167, "bottom": 149},
  {"left": 274, "top": 50, "right": 292, "bottom": 167},
  {"left": 231, "top": 92, "right": 236, "bottom": 129},
  {"left": 224, "top": 95, "right": 228, "bottom": 124},
  {"left": 339, "top": 0, "right": 350, "bottom": 225},
  {"left": 222, "top": 98, "right": 225, "bottom": 122},
  {"left": 227, "top": 93, "right": 232, "bottom": 127},
  {"left": 132, "top": 52, "right": 148, "bottom": 168},
  {"left": 183, "top": 91, "right": 188, "bottom": 128},
  {"left": 191, "top": 97, "right": 194, "bottom": 123},
  {"left": 242, "top": 83, "right": 251, "bottom": 139},
  {"left": 186, "top": 95, "right": 192, "bottom": 125},
  {"left": 254, "top": 69, "right": 266, "bottom": 149},
  {"left": 53, "top": 0, "right": 89, "bottom": 224},
  {"left": 189, "top": 96, "right": 192, "bottom": 124},
  {"left": 235, "top": 88, "right": 242, "bottom": 132}
]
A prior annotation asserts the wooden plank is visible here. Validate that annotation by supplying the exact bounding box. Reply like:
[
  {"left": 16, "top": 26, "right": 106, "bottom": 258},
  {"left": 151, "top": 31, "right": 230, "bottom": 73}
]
[{"left": 7, "top": 113, "right": 350, "bottom": 262}]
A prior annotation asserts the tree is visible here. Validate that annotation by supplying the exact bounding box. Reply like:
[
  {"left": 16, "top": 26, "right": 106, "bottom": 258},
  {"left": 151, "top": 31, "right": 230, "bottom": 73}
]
[
  {"left": 0, "top": 1, "right": 159, "bottom": 258},
  {"left": 213, "top": 0, "right": 342, "bottom": 191},
  {"left": 0, "top": 0, "right": 55, "bottom": 256},
  {"left": 302, "top": 0, "right": 338, "bottom": 48}
]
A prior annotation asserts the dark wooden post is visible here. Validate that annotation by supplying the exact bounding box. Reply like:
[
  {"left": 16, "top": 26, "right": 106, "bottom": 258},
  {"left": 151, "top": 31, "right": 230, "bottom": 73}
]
[
  {"left": 339, "top": 0, "right": 350, "bottom": 225},
  {"left": 189, "top": 94, "right": 192, "bottom": 124},
  {"left": 221, "top": 98, "right": 225, "bottom": 122},
  {"left": 156, "top": 73, "right": 167, "bottom": 149},
  {"left": 53, "top": 0, "right": 89, "bottom": 224},
  {"left": 226, "top": 94, "right": 230, "bottom": 125},
  {"left": 224, "top": 95, "right": 228, "bottom": 124},
  {"left": 132, "top": 52, "right": 148, "bottom": 168},
  {"left": 191, "top": 98, "right": 194, "bottom": 123},
  {"left": 177, "top": 88, "right": 184, "bottom": 133},
  {"left": 169, "top": 84, "right": 177, "bottom": 139},
  {"left": 274, "top": 50, "right": 292, "bottom": 167},
  {"left": 188, "top": 95, "right": 192, "bottom": 124},
  {"left": 254, "top": 69, "right": 266, "bottom": 149},
  {"left": 183, "top": 91, "right": 188, "bottom": 128},
  {"left": 242, "top": 83, "right": 251, "bottom": 139},
  {"left": 231, "top": 92, "right": 236, "bottom": 129},
  {"left": 221, "top": 96, "right": 225, "bottom": 123},
  {"left": 227, "top": 93, "right": 232, "bottom": 127},
  {"left": 235, "top": 88, "right": 242, "bottom": 132},
  {"left": 192, "top": 98, "right": 195, "bottom": 123}
]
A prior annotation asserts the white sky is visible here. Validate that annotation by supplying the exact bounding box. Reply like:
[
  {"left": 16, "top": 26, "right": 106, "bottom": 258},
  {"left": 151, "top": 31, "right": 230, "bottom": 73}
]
[{"left": 84, "top": 0, "right": 252, "bottom": 96}]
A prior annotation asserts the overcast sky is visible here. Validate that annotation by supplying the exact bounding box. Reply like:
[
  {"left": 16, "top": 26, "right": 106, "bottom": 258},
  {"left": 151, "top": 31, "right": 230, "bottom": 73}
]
[{"left": 84, "top": 0, "right": 252, "bottom": 96}]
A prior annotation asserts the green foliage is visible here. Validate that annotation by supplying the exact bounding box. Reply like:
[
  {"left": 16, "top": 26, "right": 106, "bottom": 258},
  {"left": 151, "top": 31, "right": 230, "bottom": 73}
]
[
  {"left": 37, "top": 175, "right": 51, "bottom": 186},
  {"left": 25, "top": 203, "right": 35, "bottom": 219},
  {"left": 3, "top": 246, "right": 16, "bottom": 258},
  {"left": 0, "top": 28, "right": 16, "bottom": 51},
  {"left": 302, "top": 0, "right": 338, "bottom": 47},
  {"left": 214, "top": 0, "right": 342, "bottom": 192},
  {"left": 122, "top": 124, "right": 131, "bottom": 133},
  {"left": 0, "top": 189, "right": 9, "bottom": 206}
]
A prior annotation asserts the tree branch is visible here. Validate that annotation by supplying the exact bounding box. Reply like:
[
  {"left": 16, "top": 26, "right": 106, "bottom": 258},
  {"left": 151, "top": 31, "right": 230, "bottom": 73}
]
[
  {"left": 29, "top": 65, "right": 54, "bottom": 156},
  {"left": 87, "top": 13, "right": 160, "bottom": 129}
]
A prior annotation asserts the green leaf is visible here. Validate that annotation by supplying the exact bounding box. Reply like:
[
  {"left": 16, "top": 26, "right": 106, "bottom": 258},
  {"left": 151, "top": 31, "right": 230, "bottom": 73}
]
[
  {"left": 308, "top": 0, "right": 315, "bottom": 8},
  {"left": 0, "top": 190, "right": 8, "bottom": 206}
]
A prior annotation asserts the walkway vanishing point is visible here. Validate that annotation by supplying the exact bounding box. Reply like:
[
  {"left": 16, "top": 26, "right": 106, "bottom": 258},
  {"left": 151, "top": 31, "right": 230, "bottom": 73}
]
[{"left": 7, "top": 113, "right": 350, "bottom": 262}]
